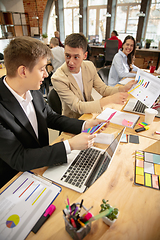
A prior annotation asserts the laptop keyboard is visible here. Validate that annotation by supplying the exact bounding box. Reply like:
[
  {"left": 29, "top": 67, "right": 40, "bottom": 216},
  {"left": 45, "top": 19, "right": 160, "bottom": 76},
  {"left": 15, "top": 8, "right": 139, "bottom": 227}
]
[
  {"left": 133, "top": 100, "right": 147, "bottom": 113},
  {"left": 60, "top": 148, "right": 101, "bottom": 188}
]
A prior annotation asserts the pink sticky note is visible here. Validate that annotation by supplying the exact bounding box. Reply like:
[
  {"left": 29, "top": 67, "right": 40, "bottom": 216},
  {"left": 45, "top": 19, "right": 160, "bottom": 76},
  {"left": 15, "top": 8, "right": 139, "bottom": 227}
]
[{"left": 122, "top": 119, "right": 133, "bottom": 127}]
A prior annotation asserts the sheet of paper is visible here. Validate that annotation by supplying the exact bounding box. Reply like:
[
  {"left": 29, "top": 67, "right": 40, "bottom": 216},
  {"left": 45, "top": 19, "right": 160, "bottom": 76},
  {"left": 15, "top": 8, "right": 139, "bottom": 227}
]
[
  {"left": 94, "top": 133, "right": 114, "bottom": 144},
  {"left": 129, "top": 69, "right": 160, "bottom": 107},
  {"left": 118, "top": 77, "right": 135, "bottom": 85},
  {"left": 97, "top": 108, "right": 139, "bottom": 129},
  {"left": 0, "top": 172, "right": 61, "bottom": 240}
]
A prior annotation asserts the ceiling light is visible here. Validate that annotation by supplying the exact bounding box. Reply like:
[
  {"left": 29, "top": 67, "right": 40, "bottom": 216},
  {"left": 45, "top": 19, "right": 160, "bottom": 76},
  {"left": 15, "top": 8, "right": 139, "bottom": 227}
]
[{"left": 104, "top": 12, "right": 111, "bottom": 17}]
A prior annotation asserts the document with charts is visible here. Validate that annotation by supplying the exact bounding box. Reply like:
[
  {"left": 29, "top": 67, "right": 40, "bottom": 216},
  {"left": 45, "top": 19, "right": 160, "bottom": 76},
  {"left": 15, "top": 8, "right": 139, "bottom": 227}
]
[
  {"left": 128, "top": 69, "right": 160, "bottom": 108},
  {"left": 0, "top": 171, "right": 61, "bottom": 240}
]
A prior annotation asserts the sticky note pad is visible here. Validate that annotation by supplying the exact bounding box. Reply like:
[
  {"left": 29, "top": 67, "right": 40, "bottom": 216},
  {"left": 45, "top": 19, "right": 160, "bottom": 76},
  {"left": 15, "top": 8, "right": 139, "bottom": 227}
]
[
  {"left": 136, "top": 167, "right": 144, "bottom": 176},
  {"left": 136, "top": 174, "right": 144, "bottom": 185},
  {"left": 154, "top": 164, "right": 160, "bottom": 175},
  {"left": 122, "top": 119, "right": 133, "bottom": 127},
  {"left": 145, "top": 173, "right": 152, "bottom": 187},
  {"left": 153, "top": 154, "right": 160, "bottom": 165},
  {"left": 144, "top": 162, "right": 154, "bottom": 174}
]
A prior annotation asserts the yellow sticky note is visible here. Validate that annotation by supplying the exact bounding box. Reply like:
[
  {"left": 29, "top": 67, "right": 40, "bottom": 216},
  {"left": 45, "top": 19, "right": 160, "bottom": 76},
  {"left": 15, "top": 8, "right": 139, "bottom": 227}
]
[
  {"left": 154, "top": 164, "right": 160, "bottom": 175},
  {"left": 136, "top": 174, "right": 144, "bottom": 185},
  {"left": 145, "top": 173, "right": 151, "bottom": 187},
  {"left": 136, "top": 166, "right": 144, "bottom": 176}
]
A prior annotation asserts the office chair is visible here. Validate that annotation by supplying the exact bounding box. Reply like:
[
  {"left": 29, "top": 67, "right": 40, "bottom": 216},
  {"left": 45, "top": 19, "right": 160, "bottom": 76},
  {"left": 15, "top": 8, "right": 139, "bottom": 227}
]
[
  {"left": 97, "top": 67, "right": 110, "bottom": 85},
  {"left": 47, "top": 88, "right": 62, "bottom": 115},
  {"left": 105, "top": 40, "right": 118, "bottom": 65}
]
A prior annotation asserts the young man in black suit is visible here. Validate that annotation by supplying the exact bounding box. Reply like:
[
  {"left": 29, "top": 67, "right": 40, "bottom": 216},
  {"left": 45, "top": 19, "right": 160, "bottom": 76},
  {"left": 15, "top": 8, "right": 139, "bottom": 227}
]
[{"left": 0, "top": 37, "right": 107, "bottom": 188}]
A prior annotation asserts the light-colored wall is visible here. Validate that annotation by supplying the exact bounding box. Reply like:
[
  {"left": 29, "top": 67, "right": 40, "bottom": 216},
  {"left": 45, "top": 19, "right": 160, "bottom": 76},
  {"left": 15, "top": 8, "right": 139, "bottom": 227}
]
[{"left": 0, "top": 0, "right": 24, "bottom": 12}]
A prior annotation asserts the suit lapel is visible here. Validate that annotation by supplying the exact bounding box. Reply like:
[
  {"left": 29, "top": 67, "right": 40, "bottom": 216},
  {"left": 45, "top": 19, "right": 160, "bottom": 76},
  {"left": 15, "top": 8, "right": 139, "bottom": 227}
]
[{"left": 0, "top": 78, "right": 39, "bottom": 142}]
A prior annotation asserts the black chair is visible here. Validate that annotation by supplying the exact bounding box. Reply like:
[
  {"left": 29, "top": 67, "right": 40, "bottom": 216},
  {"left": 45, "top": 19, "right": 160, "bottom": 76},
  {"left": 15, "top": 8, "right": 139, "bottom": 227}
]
[
  {"left": 97, "top": 67, "right": 110, "bottom": 85},
  {"left": 105, "top": 40, "right": 118, "bottom": 65},
  {"left": 47, "top": 88, "right": 62, "bottom": 115}
]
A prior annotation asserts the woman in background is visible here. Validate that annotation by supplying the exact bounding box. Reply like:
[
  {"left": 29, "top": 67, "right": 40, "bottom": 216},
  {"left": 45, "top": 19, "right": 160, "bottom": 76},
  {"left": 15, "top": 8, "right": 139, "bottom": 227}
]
[{"left": 108, "top": 35, "right": 138, "bottom": 87}]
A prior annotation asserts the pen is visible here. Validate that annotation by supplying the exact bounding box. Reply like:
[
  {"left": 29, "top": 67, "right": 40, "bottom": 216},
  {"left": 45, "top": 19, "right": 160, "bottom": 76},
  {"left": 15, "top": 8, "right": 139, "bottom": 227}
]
[
  {"left": 155, "top": 131, "right": 160, "bottom": 134},
  {"left": 67, "top": 196, "right": 72, "bottom": 215},
  {"left": 135, "top": 126, "right": 149, "bottom": 132},
  {"left": 32, "top": 204, "right": 56, "bottom": 233},
  {"left": 73, "top": 206, "right": 79, "bottom": 216}
]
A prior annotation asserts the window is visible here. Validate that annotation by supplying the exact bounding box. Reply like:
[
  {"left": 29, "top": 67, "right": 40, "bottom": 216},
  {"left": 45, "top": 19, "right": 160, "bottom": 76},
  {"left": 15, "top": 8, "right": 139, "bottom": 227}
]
[
  {"left": 145, "top": 0, "right": 160, "bottom": 47},
  {"left": 47, "top": 3, "right": 56, "bottom": 42},
  {"left": 115, "top": 0, "right": 141, "bottom": 41},
  {"left": 63, "top": 0, "right": 79, "bottom": 38},
  {"left": 88, "top": 1, "right": 108, "bottom": 42}
]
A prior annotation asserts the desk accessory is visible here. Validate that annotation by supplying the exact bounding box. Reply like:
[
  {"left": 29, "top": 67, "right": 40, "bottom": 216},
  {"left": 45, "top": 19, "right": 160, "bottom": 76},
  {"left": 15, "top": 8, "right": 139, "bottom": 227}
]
[
  {"left": 99, "top": 199, "right": 119, "bottom": 226},
  {"left": 63, "top": 200, "right": 93, "bottom": 240},
  {"left": 32, "top": 204, "right": 56, "bottom": 233},
  {"left": 135, "top": 126, "right": 149, "bottom": 132},
  {"left": 0, "top": 171, "right": 61, "bottom": 240},
  {"left": 134, "top": 150, "right": 160, "bottom": 190}
]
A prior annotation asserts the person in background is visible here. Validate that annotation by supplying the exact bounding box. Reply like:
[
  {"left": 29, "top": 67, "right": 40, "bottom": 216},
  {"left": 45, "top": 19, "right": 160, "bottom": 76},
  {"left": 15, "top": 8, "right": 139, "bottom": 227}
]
[
  {"left": 51, "top": 33, "right": 136, "bottom": 119},
  {"left": 0, "top": 36, "right": 107, "bottom": 188},
  {"left": 50, "top": 37, "right": 65, "bottom": 73},
  {"left": 108, "top": 35, "right": 139, "bottom": 87},
  {"left": 104, "top": 30, "right": 122, "bottom": 50},
  {"left": 54, "top": 31, "right": 64, "bottom": 48}
]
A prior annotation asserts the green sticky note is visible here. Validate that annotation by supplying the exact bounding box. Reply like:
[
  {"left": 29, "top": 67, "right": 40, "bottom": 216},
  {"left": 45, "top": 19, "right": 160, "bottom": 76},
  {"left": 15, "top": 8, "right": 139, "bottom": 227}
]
[{"left": 145, "top": 173, "right": 151, "bottom": 187}]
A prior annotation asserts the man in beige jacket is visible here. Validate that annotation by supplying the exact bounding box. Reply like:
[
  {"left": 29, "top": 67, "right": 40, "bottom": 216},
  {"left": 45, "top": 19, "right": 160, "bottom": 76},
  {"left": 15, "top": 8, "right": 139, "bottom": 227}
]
[{"left": 51, "top": 33, "right": 136, "bottom": 119}]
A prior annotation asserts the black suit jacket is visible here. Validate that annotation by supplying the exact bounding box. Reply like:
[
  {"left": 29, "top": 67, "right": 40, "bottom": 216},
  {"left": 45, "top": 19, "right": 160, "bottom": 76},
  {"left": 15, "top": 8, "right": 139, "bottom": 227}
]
[{"left": 0, "top": 76, "right": 84, "bottom": 187}]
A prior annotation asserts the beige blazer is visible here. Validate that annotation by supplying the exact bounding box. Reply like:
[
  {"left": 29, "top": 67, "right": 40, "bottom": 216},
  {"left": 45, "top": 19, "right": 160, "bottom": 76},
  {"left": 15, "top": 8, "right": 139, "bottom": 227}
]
[{"left": 51, "top": 61, "right": 119, "bottom": 119}]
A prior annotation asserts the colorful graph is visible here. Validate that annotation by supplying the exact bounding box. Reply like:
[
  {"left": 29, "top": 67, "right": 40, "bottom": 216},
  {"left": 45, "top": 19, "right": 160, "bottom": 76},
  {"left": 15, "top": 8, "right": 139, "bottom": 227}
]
[
  {"left": 137, "top": 75, "right": 150, "bottom": 89},
  {"left": 6, "top": 214, "right": 20, "bottom": 228}
]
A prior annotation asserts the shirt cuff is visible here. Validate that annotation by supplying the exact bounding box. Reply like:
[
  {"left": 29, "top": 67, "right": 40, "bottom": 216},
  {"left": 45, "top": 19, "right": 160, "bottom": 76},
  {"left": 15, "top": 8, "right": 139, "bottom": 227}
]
[
  {"left": 82, "top": 121, "right": 86, "bottom": 132},
  {"left": 63, "top": 140, "right": 71, "bottom": 154}
]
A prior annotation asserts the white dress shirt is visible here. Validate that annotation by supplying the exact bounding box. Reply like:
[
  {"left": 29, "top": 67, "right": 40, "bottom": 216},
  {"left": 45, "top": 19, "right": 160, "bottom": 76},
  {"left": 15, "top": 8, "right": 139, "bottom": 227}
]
[{"left": 108, "top": 49, "right": 139, "bottom": 87}]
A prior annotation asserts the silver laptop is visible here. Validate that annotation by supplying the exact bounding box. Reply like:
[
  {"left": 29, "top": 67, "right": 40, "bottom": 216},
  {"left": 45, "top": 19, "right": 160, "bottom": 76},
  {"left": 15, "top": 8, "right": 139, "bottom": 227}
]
[
  {"left": 123, "top": 98, "right": 160, "bottom": 118},
  {"left": 43, "top": 128, "right": 125, "bottom": 193}
]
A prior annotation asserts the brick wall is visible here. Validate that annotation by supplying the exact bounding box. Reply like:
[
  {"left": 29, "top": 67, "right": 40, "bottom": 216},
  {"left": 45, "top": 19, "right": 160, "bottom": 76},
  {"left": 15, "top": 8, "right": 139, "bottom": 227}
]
[{"left": 23, "top": 0, "right": 48, "bottom": 34}]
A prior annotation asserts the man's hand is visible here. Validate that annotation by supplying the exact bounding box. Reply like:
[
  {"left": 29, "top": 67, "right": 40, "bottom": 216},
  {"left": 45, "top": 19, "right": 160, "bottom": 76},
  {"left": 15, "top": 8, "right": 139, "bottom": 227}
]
[
  {"left": 107, "top": 92, "right": 129, "bottom": 105},
  {"left": 119, "top": 80, "right": 137, "bottom": 92},
  {"left": 68, "top": 133, "right": 96, "bottom": 151}
]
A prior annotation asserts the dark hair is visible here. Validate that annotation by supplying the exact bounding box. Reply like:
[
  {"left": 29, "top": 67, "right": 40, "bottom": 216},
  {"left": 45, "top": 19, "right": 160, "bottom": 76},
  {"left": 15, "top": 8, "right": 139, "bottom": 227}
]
[
  {"left": 122, "top": 35, "right": 136, "bottom": 72},
  {"left": 112, "top": 30, "right": 118, "bottom": 36},
  {"left": 4, "top": 36, "right": 52, "bottom": 77},
  {"left": 64, "top": 33, "right": 88, "bottom": 53}
]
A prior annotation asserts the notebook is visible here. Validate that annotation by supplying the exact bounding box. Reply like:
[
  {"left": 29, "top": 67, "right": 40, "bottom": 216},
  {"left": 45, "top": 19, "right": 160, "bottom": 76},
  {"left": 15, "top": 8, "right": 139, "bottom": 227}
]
[
  {"left": 43, "top": 128, "right": 125, "bottom": 193},
  {"left": 123, "top": 98, "right": 160, "bottom": 118}
]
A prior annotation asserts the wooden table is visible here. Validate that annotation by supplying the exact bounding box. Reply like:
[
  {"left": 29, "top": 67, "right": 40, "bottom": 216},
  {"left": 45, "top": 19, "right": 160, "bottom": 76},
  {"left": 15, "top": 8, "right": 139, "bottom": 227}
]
[{"left": 1, "top": 124, "right": 160, "bottom": 240}]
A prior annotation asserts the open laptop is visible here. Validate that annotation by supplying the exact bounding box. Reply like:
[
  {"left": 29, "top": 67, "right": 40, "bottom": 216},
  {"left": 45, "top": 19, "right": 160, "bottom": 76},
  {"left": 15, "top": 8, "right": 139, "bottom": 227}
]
[
  {"left": 43, "top": 128, "right": 125, "bottom": 193},
  {"left": 123, "top": 97, "right": 160, "bottom": 118}
]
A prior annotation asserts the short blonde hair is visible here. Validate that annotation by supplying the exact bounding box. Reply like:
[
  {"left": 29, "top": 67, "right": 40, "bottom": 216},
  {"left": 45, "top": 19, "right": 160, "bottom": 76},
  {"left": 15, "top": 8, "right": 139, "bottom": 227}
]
[
  {"left": 50, "top": 37, "right": 59, "bottom": 46},
  {"left": 4, "top": 36, "right": 52, "bottom": 77}
]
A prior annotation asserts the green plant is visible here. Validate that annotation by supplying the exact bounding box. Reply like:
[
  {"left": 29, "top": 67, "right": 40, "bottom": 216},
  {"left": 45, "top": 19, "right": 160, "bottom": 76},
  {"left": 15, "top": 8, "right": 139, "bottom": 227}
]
[
  {"left": 99, "top": 199, "right": 118, "bottom": 221},
  {"left": 145, "top": 39, "right": 154, "bottom": 44},
  {"left": 42, "top": 33, "right": 48, "bottom": 38}
]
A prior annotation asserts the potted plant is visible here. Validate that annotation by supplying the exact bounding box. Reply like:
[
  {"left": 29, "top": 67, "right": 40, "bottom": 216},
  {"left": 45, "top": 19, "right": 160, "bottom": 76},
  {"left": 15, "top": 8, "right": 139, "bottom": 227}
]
[
  {"left": 145, "top": 39, "right": 153, "bottom": 49},
  {"left": 100, "top": 199, "right": 119, "bottom": 226},
  {"left": 42, "top": 33, "right": 48, "bottom": 44}
]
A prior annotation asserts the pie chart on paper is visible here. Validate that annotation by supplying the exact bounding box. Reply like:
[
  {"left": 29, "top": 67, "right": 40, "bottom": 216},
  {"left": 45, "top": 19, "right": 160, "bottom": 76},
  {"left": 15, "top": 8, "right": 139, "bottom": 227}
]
[{"left": 6, "top": 214, "right": 20, "bottom": 228}]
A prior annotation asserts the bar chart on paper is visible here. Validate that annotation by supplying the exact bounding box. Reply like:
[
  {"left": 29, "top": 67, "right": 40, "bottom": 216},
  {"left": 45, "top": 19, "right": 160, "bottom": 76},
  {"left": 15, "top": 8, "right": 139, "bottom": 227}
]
[
  {"left": 0, "top": 172, "right": 61, "bottom": 240},
  {"left": 129, "top": 69, "right": 160, "bottom": 107}
]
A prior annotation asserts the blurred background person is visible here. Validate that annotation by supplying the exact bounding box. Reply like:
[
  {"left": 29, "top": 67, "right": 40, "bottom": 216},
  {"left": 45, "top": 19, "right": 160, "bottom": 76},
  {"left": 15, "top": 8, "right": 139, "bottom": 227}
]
[
  {"left": 104, "top": 30, "right": 122, "bottom": 50},
  {"left": 50, "top": 37, "right": 65, "bottom": 73},
  {"left": 54, "top": 31, "right": 64, "bottom": 48}
]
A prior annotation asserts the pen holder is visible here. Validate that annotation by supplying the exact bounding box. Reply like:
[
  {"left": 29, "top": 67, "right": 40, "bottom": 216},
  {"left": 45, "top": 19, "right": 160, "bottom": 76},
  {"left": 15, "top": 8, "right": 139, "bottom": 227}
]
[{"left": 63, "top": 204, "right": 91, "bottom": 240}]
